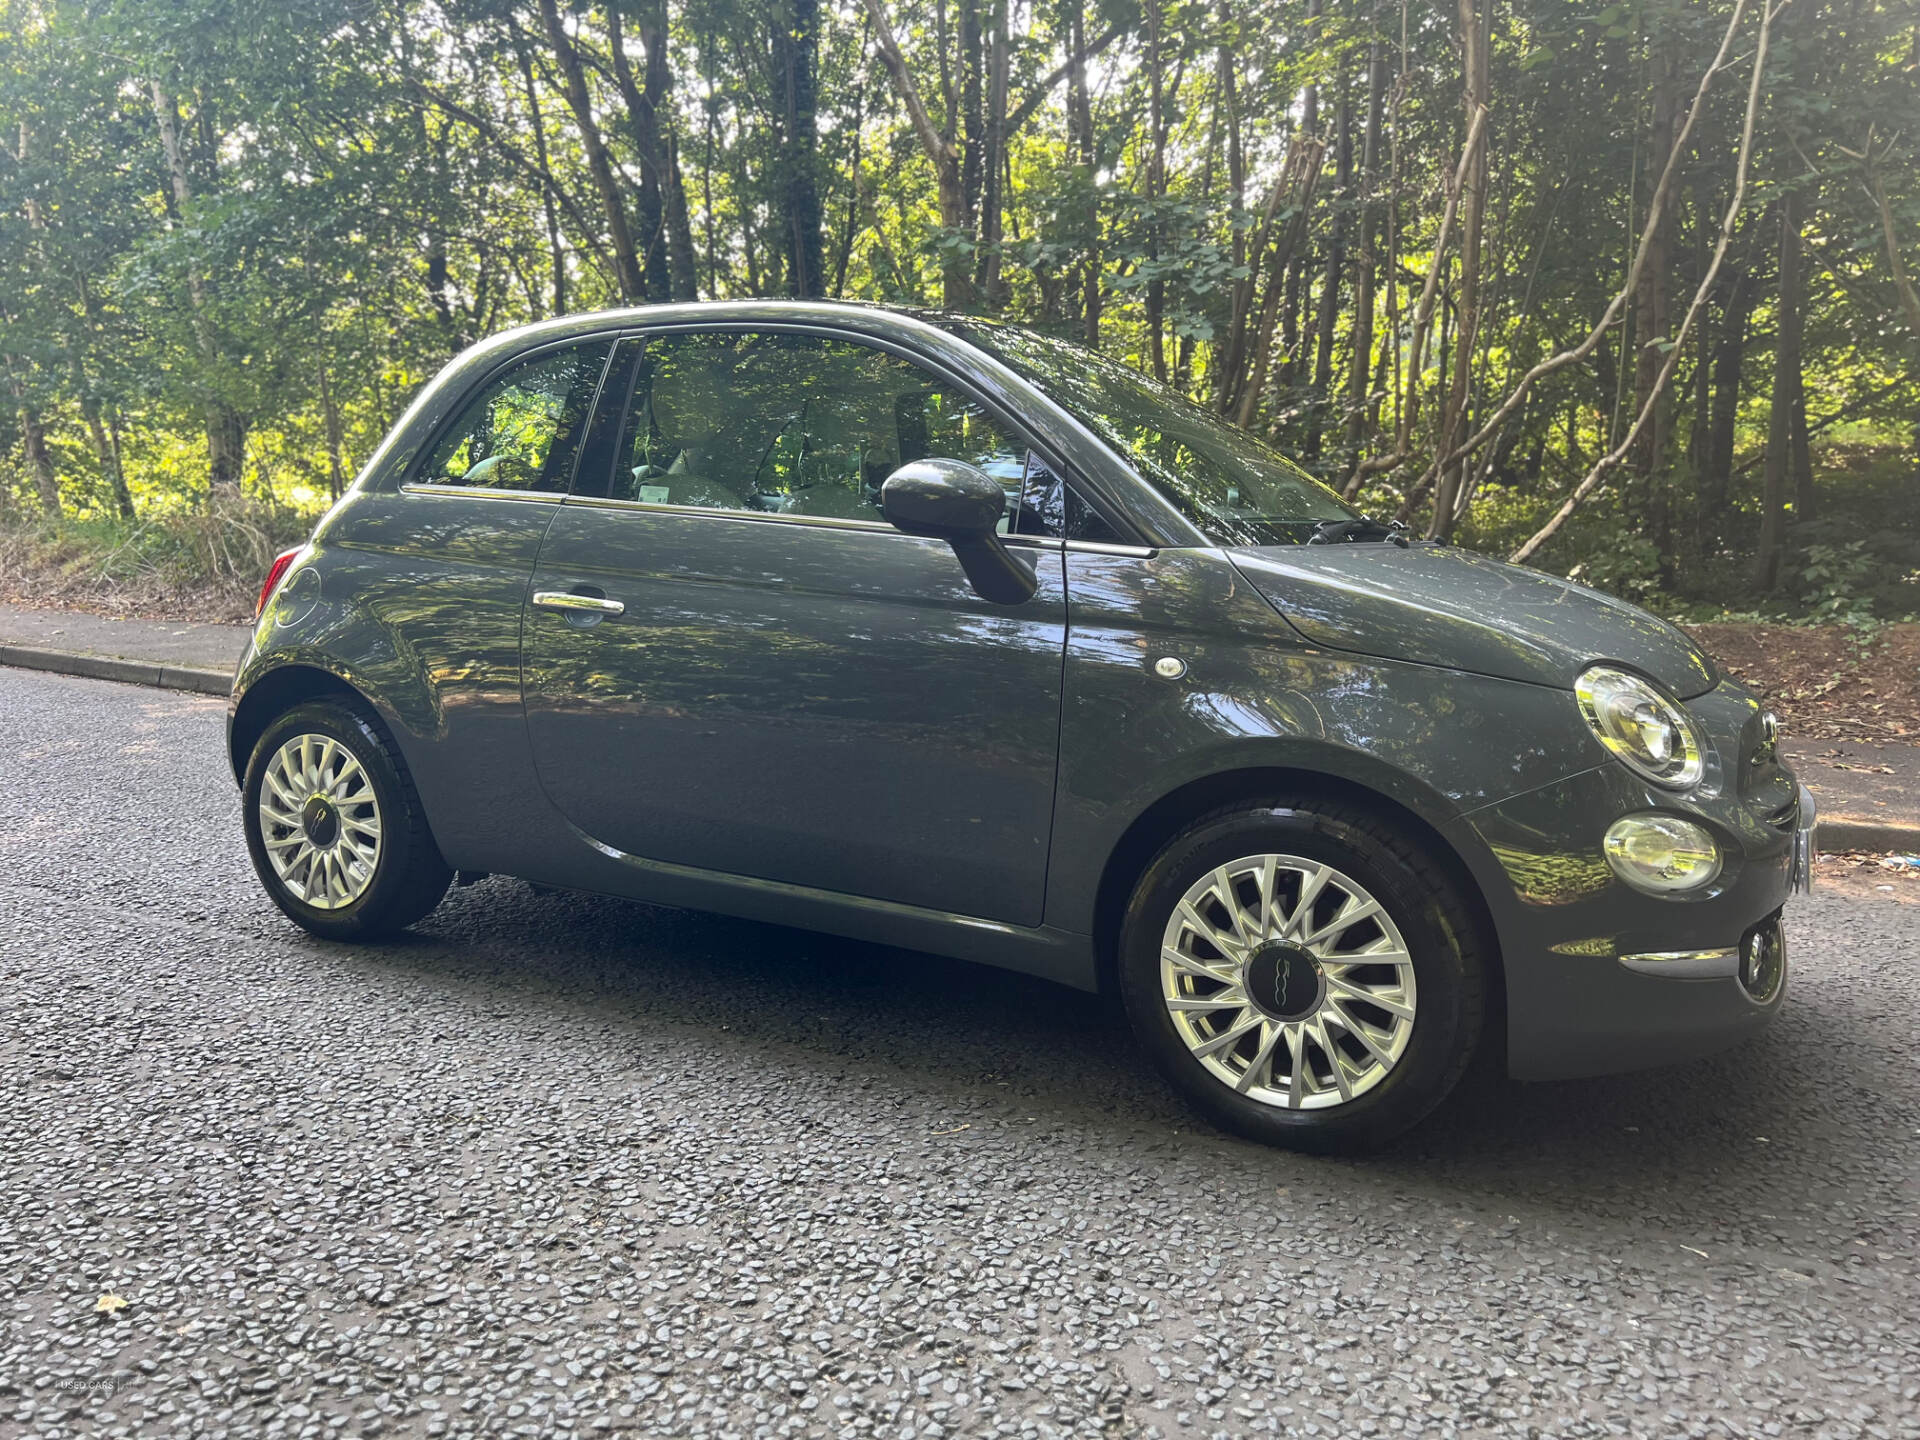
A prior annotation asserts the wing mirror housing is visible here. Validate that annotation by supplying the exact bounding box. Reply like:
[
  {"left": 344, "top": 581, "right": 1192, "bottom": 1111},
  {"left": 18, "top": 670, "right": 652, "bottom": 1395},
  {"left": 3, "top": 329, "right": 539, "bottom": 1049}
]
[{"left": 880, "top": 459, "right": 1038, "bottom": 605}]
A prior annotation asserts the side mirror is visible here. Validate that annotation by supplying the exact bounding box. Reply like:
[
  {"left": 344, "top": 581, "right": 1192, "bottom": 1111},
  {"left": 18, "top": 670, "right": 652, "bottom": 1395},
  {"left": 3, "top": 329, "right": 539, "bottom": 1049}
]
[{"left": 881, "top": 459, "right": 1038, "bottom": 605}]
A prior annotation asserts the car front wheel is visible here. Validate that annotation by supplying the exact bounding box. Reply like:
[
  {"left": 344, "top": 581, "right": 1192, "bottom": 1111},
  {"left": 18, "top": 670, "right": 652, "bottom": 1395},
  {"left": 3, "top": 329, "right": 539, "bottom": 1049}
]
[
  {"left": 242, "top": 699, "right": 452, "bottom": 941},
  {"left": 1118, "top": 800, "right": 1486, "bottom": 1152}
]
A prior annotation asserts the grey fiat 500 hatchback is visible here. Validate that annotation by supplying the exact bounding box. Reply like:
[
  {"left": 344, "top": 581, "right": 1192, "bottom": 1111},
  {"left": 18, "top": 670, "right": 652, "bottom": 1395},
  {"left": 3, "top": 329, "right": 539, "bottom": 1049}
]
[{"left": 230, "top": 300, "right": 1814, "bottom": 1150}]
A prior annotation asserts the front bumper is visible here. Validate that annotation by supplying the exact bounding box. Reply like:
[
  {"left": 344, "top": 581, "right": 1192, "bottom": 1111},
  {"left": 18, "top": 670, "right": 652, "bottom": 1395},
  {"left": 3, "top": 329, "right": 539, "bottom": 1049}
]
[
  {"left": 1617, "top": 784, "right": 1812, "bottom": 988},
  {"left": 1450, "top": 685, "right": 1807, "bottom": 1081}
]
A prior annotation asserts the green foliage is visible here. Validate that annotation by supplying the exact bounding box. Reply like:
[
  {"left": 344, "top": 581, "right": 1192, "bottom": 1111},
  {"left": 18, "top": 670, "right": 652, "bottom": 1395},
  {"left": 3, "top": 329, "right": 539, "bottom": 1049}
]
[
  {"left": 1565, "top": 528, "right": 1669, "bottom": 608},
  {"left": 1796, "top": 540, "right": 1882, "bottom": 632},
  {"left": 0, "top": 0, "right": 1912, "bottom": 622},
  {"left": 0, "top": 495, "right": 316, "bottom": 614}
]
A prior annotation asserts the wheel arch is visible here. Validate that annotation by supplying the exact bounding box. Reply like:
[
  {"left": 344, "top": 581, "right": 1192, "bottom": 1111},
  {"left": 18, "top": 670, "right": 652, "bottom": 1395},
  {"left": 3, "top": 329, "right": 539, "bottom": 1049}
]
[
  {"left": 1090, "top": 766, "right": 1505, "bottom": 1018},
  {"left": 228, "top": 663, "right": 382, "bottom": 784}
]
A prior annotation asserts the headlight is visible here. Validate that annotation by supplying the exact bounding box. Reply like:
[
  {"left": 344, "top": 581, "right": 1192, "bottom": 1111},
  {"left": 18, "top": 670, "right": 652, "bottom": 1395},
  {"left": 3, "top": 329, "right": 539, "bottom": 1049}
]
[
  {"left": 1604, "top": 814, "right": 1722, "bottom": 894},
  {"left": 1575, "top": 665, "right": 1705, "bottom": 788}
]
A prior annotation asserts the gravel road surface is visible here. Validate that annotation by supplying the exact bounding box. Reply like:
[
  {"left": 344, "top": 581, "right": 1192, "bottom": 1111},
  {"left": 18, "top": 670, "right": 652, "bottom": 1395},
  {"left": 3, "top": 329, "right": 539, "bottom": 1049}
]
[{"left": 3, "top": 668, "right": 1917, "bottom": 1439}]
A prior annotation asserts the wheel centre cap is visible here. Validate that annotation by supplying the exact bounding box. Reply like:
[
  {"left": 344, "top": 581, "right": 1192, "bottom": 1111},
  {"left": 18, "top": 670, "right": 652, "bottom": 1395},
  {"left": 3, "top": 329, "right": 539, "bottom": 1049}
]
[
  {"left": 1244, "top": 942, "right": 1324, "bottom": 1021},
  {"left": 301, "top": 795, "right": 339, "bottom": 848}
]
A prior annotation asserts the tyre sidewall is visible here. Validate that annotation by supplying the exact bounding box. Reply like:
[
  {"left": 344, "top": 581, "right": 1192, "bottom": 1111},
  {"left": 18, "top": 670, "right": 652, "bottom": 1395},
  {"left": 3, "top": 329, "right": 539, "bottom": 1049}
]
[
  {"left": 242, "top": 701, "right": 429, "bottom": 941},
  {"left": 1119, "top": 804, "right": 1478, "bottom": 1152}
]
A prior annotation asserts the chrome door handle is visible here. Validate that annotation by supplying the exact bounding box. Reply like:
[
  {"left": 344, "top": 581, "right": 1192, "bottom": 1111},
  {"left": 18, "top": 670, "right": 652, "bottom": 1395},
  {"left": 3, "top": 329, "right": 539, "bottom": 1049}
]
[{"left": 533, "top": 590, "right": 626, "bottom": 616}]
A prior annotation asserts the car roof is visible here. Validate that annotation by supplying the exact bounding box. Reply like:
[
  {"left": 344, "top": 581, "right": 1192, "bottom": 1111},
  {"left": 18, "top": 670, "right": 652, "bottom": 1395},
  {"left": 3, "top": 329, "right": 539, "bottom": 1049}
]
[{"left": 476, "top": 298, "right": 972, "bottom": 354}]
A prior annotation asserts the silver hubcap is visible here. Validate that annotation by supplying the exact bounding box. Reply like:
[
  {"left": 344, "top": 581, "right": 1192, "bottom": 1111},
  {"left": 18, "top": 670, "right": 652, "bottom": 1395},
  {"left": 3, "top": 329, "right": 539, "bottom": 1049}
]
[
  {"left": 258, "top": 733, "right": 382, "bottom": 910},
  {"left": 1160, "top": 854, "right": 1417, "bottom": 1110}
]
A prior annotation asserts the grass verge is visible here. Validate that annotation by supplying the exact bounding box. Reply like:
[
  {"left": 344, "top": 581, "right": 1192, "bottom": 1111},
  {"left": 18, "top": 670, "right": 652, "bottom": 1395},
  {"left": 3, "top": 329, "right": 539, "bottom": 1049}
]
[{"left": 0, "top": 500, "right": 318, "bottom": 622}]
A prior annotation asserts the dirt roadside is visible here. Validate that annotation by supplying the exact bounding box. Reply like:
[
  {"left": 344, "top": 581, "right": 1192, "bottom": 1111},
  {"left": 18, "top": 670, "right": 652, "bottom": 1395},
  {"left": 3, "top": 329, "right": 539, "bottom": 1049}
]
[{"left": 1685, "top": 622, "right": 1920, "bottom": 744}]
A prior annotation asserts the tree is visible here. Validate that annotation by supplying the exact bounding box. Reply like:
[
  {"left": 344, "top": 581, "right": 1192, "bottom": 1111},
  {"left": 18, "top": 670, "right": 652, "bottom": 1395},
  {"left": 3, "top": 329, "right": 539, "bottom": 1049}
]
[
  {"left": 0, "top": 0, "right": 1912, "bottom": 623},
  {"left": 773, "top": 0, "right": 826, "bottom": 296}
]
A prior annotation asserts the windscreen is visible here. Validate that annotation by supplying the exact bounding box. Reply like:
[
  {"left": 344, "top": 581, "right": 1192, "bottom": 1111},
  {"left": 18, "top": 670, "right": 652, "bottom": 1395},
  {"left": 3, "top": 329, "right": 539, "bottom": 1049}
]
[{"left": 959, "top": 322, "right": 1354, "bottom": 546}]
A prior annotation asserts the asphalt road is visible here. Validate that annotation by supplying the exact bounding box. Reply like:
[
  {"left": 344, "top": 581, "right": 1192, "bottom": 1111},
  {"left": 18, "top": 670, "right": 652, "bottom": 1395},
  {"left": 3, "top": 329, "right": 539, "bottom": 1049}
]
[{"left": 3, "top": 668, "right": 1918, "bottom": 1440}]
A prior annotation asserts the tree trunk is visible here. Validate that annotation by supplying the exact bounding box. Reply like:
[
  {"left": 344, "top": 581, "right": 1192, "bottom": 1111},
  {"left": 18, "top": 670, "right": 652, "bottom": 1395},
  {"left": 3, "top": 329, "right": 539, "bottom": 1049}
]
[
  {"left": 701, "top": 26, "right": 719, "bottom": 295},
  {"left": 663, "top": 135, "right": 701, "bottom": 301},
  {"left": 606, "top": 2, "right": 672, "bottom": 302},
  {"left": 1856, "top": 136, "right": 1920, "bottom": 337},
  {"left": 16, "top": 397, "right": 59, "bottom": 516},
  {"left": 1630, "top": 34, "right": 1680, "bottom": 565},
  {"left": 1065, "top": 0, "right": 1100, "bottom": 340},
  {"left": 1428, "top": 0, "right": 1490, "bottom": 539},
  {"left": 77, "top": 383, "right": 133, "bottom": 518},
  {"left": 1145, "top": 0, "right": 1168, "bottom": 381},
  {"left": 1788, "top": 287, "right": 1815, "bottom": 522},
  {"left": 1789, "top": 381, "right": 1814, "bottom": 522},
  {"left": 1754, "top": 191, "right": 1803, "bottom": 591},
  {"left": 513, "top": 34, "right": 569, "bottom": 316},
  {"left": 1277, "top": 0, "right": 1324, "bottom": 394},
  {"left": 959, "top": 0, "right": 985, "bottom": 234},
  {"left": 1218, "top": 2, "right": 1245, "bottom": 269},
  {"left": 537, "top": 0, "right": 646, "bottom": 302},
  {"left": 38, "top": 161, "right": 135, "bottom": 518},
  {"left": 773, "top": 0, "right": 825, "bottom": 297},
  {"left": 150, "top": 79, "right": 245, "bottom": 493},
  {"left": 973, "top": 0, "right": 1010, "bottom": 304},
  {"left": 1686, "top": 185, "right": 1713, "bottom": 523},
  {"left": 1236, "top": 141, "right": 1325, "bottom": 428},
  {"left": 866, "top": 0, "right": 969, "bottom": 307},
  {"left": 1306, "top": 58, "right": 1353, "bottom": 460},
  {"left": 319, "top": 359, "right": 348, "bottom": 501},
  {"left": 1216, "top": 138, "right": 1323, "bottom": 424},
  {"left": 1698, "top": 254, "right": 1754, "bottom": 536},
  {"left": 207, "top": 409, "right": 248, "bottom": 496},
  {"left": 1346, "top": 37, "right": 1387, "bottom": 452}
]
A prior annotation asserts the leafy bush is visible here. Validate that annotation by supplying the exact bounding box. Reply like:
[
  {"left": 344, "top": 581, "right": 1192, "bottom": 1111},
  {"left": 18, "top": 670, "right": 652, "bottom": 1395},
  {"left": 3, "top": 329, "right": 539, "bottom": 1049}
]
[{"left": 1564, "top": 528, "right": 1667, "bottom": 606}]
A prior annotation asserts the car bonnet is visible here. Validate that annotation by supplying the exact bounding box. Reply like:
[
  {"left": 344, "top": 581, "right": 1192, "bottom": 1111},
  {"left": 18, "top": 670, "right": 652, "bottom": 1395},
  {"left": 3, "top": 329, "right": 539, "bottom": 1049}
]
[{"left": 1227, "top": 542, "right": 1717, "bottom": 697}]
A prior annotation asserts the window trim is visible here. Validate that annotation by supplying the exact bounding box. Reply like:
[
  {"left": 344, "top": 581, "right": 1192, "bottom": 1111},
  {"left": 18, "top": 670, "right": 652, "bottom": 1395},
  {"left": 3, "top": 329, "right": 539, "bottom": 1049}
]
[
  {"left": 395, "top": 335, "right": 618, "bottom": 499},
  {"left": 395, "top": 474, "right": 1151, "bottom": 554},
  {"left": 399, "top": 481, "right": 567, "bottom": 505},
  {"left": 571, "top": 320, "right": 1136, "bottom": 543},
  {"left": 557, "top": 489, "right": 1151, "bottom": 556}
]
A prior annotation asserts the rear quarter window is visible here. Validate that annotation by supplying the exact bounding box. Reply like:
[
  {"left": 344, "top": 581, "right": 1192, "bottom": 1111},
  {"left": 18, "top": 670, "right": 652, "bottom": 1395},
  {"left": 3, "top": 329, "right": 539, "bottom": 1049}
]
[{"left": 415, "top": 342, "right": 612, "bottom": 494}]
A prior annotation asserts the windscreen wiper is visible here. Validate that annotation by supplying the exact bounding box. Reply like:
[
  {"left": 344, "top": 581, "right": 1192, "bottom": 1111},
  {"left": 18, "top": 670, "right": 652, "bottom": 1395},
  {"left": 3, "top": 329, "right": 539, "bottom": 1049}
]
[{"left": 1308, "top": 516, "right": 1411, "bottom": 548}]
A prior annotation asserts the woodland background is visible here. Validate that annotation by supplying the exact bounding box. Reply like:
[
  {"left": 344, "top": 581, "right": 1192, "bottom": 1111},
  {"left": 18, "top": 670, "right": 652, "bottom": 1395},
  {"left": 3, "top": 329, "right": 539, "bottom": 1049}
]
[{"left": 0, "top": 0, "right": 1915, "bottom": 624}]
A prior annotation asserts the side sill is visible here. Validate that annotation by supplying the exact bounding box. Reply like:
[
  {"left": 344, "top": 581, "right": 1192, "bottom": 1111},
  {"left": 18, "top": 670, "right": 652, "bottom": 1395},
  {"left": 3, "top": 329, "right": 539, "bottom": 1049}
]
[{"left": 550, "top": 821, "right": 1100, "bottom": 992}]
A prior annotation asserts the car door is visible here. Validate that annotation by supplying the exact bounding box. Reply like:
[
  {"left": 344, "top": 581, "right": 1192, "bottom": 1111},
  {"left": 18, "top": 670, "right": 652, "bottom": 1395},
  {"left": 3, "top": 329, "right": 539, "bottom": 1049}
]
[{"left": 521, "top": 327, "right": 1069, "bottom": 926}]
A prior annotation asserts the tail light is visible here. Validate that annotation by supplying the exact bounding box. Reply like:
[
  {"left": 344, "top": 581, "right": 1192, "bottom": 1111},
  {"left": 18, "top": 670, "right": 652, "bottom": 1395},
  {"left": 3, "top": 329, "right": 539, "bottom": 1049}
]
[{"left": 256, "top": 545, "right": 305, "bottom": 620}]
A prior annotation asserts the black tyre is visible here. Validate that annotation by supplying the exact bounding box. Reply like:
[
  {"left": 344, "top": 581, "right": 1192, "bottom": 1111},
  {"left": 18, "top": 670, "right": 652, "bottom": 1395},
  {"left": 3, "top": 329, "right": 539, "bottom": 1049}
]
[
  {"left": 242, "top": 699, "right": 452, "bottom": 941},
  {"left": 1118, "top": 799, "right": 1486, "bottom": 1152}
]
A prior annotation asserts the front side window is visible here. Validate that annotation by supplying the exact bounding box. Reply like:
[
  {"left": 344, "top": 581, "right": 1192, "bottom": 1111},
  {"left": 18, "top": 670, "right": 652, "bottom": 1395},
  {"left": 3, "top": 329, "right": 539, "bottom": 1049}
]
[
  {"left": 419, "top": 342, "right": 611, "bottom": 493},
  {"left": 601, "top": 330, "right": 1092, "bottom": 534},
  {"left": 956, "top": 322, "right": 1352, "bottom": 546}
]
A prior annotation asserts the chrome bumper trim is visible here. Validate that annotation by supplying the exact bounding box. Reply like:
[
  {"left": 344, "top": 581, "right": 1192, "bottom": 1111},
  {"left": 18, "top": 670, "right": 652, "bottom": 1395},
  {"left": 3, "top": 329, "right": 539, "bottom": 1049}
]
[
  {"left": 1618, "top": 947, "right": 1740, "bottom": 979},
  {"left": 1791, "top": 783, "right": 1816, "bottom": 895}
]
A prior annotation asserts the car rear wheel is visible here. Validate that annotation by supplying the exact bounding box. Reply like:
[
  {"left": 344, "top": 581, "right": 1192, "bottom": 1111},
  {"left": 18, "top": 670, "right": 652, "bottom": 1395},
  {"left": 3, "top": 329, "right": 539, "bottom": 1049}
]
[
  {"left": 243, "top": 699, "right": 451, "bottom": 940},
  {"left": 1118, "top": 800, "right": 1486, "bottom": 1152}
]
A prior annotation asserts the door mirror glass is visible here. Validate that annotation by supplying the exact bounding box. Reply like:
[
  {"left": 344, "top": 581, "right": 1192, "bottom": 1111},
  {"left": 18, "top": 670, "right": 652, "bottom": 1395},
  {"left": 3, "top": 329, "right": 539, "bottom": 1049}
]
[{"left": 882, "top": 460, "right": 1038, "bottom": 605}]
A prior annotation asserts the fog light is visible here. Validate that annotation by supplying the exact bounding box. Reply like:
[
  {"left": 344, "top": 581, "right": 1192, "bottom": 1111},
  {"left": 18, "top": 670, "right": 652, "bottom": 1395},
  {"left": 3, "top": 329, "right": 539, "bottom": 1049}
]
[
  {"left": 1603, "top": 814, "right": 1722, "bottom": 894},
  {"left": 1739, "top": 916, "right": 1786, "bottom": 1003}
]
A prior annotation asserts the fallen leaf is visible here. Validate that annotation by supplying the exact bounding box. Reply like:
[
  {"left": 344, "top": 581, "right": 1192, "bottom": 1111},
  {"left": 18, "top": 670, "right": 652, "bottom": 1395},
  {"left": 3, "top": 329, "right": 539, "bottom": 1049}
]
[
  {"left": 1680, "top": 1245, "right": 1709, "bottom": 1260},
  {"left": 95, "top": 1294, "right": 128, "bottom": 1314},
  {"left": 930, "top": 1123, "right": 971, "bottom": 1137}
]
